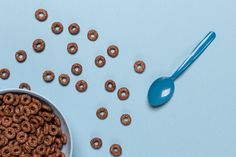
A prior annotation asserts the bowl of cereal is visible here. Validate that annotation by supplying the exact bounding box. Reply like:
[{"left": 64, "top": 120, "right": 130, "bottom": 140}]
[{"left": 0, "top": 89, "right": 72, "bottom": 157}]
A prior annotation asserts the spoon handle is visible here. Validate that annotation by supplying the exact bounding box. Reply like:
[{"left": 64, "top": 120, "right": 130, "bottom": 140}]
[{"left": 171, "top": 31, "right": 216, "bottom": 81}]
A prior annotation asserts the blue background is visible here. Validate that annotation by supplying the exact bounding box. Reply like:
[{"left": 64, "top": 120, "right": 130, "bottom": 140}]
[{"left": 1, "top": 0, "right": 236, "bottom": 157}]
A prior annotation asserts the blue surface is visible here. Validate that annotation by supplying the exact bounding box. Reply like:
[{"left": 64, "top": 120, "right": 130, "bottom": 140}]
[
  {"left": 148, "top": 32, "right": 216, "bottom": 107},
  {"left": 1, "top": 1, "right": 236, "bottom": 157}
]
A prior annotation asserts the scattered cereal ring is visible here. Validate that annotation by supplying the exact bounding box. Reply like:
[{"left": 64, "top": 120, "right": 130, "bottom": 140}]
[
  {"left": 15, "top": 50, "right": 27, "bottom": 63},
  {"left": 35, "top": 9, "right": 48, "bottom": 21},
  {"left": 107, "top": 45, "right": 119, "bottom": 58},
  {"left": 43, "top": 70, "right": 55, "bottom": 82},
  {"left": 120, "top": 114, "right": 132, "bottom": 126},
  {"left": 19, "top": 82, "right": 31, "bottom": 90},
  {"left": 117, "top": 87, "right": 130, "bottom": 100},
  {"left": 33, "top": 39, "right": 45, "bottom": 52},
  {"left": 96, "top": 107, "right": 108, "bottom": 120},
  {"left": 95, "top": 55, "right": 106, "bottom": 67},
  {"left": 67, "top": 42, "right": 78, "bottom": 54},
  {"left": 71, "top": 63, "right": 82, "bottom": 76},
  {"left": 0, "top": 68, "right": 10, "bottom": 80},
  {"left": 75, "top": 80, "right": 88, "bottom": 92},
  {"left": 105, "top": 80, "right": 116, "bottom": 92},
  {"left": 90, "top": 137, "right": 102, "bottom": 149},
  {"left": 110, "top": 144, "right": 122, "bottom": 157},
  {"left": 3, "top": 93, "right": 14, "bottom": 104},
  {"left": 58, "top": 74, "right": 70, "bottom": 86},
  {"left": 68, "top": 23, "right": 80, "bottom": 35},
  {"left": 51, "top": 22, "right": 63, "bottom": 34},
  {"left": 87, "top": 29, "right": 99, "bottom": 41},
  {"left": 134, "top": 60, "right": 145, "bottom": 73}
]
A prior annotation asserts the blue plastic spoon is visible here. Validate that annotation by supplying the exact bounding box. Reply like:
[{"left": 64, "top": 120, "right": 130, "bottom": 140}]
[{"left": 148, "top": 31, "right": 216, "bottom": 107}]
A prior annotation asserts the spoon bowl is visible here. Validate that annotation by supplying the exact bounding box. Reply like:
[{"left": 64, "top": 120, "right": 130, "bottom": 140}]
[{"left": 148, "top": 77, "right": 175, "bottom": 107}]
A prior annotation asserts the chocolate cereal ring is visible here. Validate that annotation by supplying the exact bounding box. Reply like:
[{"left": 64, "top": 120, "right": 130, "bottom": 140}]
[
  {"left": 36, "top": 144, "right": 46, "bottom": 155},
  {"left": 61, "top": 133, "right": 67, "bottom": 144},
  {"left": 68, "top": 23, "right": 80, "bottom": 35},
  {"left": 33, "top": 39, "right": 45, "bottom": 52},
  {"left": 134, "top": 60, "right": 145, "bottom": 73},
  {"left": 3, "top": 93, "right": 14, "bottom": 104},
  {"left": 12, "top": 94, "right": 20, "bottom": 106},
  {"left": 14, "top": 105, "right": 24, "bottom": 116},
  {"left": 105, "top": 80, "right": 116, "bottom": 92},
  {"left": 120, "top": 114, "right": 132, "bottom": 126},
  {"left": 71, "top": 63, "right": 82, "bottom": 75},
  {"left": 19, "top": 82, "right": 31, "bottom": 90},
  {"left": 16, "top": 131, "right": 28, "bottom": 144},
  {"left": 90, "top": 137, "right": 102, "bottom": 149},
  {"left": 21, "top": 121, "right": 31, "bottom": 133},
  {"left": 28, "top": 136, "right": 38, "bottom": 148},
  {"left": 4, "top": 127, "right": 16, "bottom": 139},
  {"left": 42, "top": 103, "right": 52, "bottom": 112},
  {"left": 49, "top": 125, "right": 59, "bottom": 136},
  {"left": 11, "top": 123, "right": 21, "bottom": 133},
  {"left": 107, "top": 45, "right": 119, "bottom": 58},
  {"left": 0, "top": 135, "right": 6, "bottom": 146},
  {"left": 43, "top": 70, "right": 55, "bottom": 82},
  {"left": 20, "top": 94, "right": 32, "bottom": 105},
  {"left": 0, "top": 68, "right": 10, "bottom": 80},
  {"left": 75, "top": 80, "right": 88, "bottom": 92},
  {"left": 51, "top": 22, "right": 63, "bottom": 34},
  {"left": 15, "top": 50, "right": 27, "bottom": 63},
  {"left": 54, "top": 138, "right": 62, "bottom": 149},
  {"left": 44, "top": 135, "right": 53, "bottom": 146},
  {"left": 35, "top": 9, "right": 48, "bottom": 21},
  {"left": 41, "top": 112, "right": 52, "bottom": 122},
  {"left": 87, "top": 29, "right": 99, "bottom": 41},
  {"left": 58, "top": 74, "right": 70, "bottom": 86},
  {"left": 110, "top": 144, "right": 122, "bottom": 157},
  {"left": 2, "top": 117, "right": 13, "bottom": 127},
  {"left": 2, "top": 146, "right": 11, "bottom": 157},
  {"left": 4, "top": 105, "right": 14, "bottom": 116},
  {"left": 29, "top": 102, "right": 40, "bottom": 115},
  {"left": 117, "top": 87, "right": 130, "bottom": 100},
  {"left": 67, "top": 42, "right": 78, "bottom": 54},
  {"left": 95, "top": 55, "right": 106, "bottom": 67},
  {"left": 11, "top": 145, "right": 22, "bottom": 156},
  {"left": 96, "top": 107, "right": 108, "bottom": 120}
]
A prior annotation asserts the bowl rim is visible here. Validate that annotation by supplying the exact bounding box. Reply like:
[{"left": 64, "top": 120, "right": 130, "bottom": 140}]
[{"left": 0, "top": 88, "right": 73, "bottom": 157}]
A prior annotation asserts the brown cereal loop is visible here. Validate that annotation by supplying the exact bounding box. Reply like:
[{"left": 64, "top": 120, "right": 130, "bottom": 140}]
[
  {"left": 95, "top": 55, "right": 106, "bottom": 68},
  {"left": 13, "top": 114, "right": 21, "bottom": 123},
  {"left": 21, "top": 121, "right": 31, "bottom": 133},
  {"left": 28, "top": 136, "right": 38, "bottom": 148},
  {"left": 19, "top": 82, "right": 31, "bottom": 90},
  {"left": 20, "top": 94, "right": 31, "bottom": 105},
  {"left": 49, "top": 125, "right": 59, "bottom": 136},
  {"left": 53, "top": 116, "right": 61, "bottom": 126},
  {"left": 87, "top": 29, "right": 99, "bottom": 41},
  {"left": 43, "top": 70, "right": 55, "bottom": 82},
  {"left": 2, "top": 117, "right": 13, "bottom": 127},
  {"left": 33, "top": 39, "right": 45, "bottom": 52},
  {"left": 61, "top": 133, "right": 67, "bottom": 144},
  {"left": 107, "top": 45, "right": 119, "bottom": 58},
  {"left": 41, "top": 112, "right": 52, "bottom": 122},
  {"left": 110, "top": 144, "right": 122, "bottom": 157},
  {"left": 35, "top": 9, "right": 48, "bottom": 21},
  {"left": 96, "top": 107, "right": 108, "bottom": 120},
  {"left": 16, "top": 131, "right": 28, "bottom": 144},
  {"left": 134, "top": 60, "right": 146, "bottom": 73},
  {"left": 0, "top": 68, "right": 10, "bottom": 80},
  {"left": 36, "top": 144, "right": 46, "bottom": 155},
  {"left": 3, "top": 93, "right": 14, "bottom": 104},
  {"left": 90, "top": 137, "right": 102, "bottom": 149},
  {"left": 2, "top": 146, "right": 11, "bottom": 157},
  {"left": 58, "top": 74, "right": 70, "bottom": 86},
  {"left": 51, "top": 22, "right": 63, "bottom": 34},
  {"left": 11, "top": 123, "right": 21, "bottom": 133},
  {"left": 120, "top": 114, "right": 132, "bottom": 126},
  {"left": 105, "top": 80, "right": 116, "bottom": 92},
  {"left": 11, "top": 145, "right": 22, "bottom": 156},
  {"left": 75, "top": 80, "right": 88, "bottom": 92},
  {"left": 15, "top": 105, "right": 24, "bottom": 116},
  {"left": 15, "top": 50, "right": 27, "bottom": 63},
  {"left": 42, "top": 103, "right": 52, "bottom": 112},
  {"left": 55, "top": 138, "right": 62, "bottom": 149},
  {"left": 117, "top": 87, "right": 130, "bottom": 100},
  {"left": 71, "top": 63, "right": 82, "bottom": 76},
  {"left": 68, "top": 23, "right": 80, "bottom": 35},
  {"left": 29, "top": 102, "right": 40, "bottom": 114},
  {"left": 44, "top": 135, "right": 53, "bottom": 146},
  {"left": 67, "top": 42, "right": 78, "bottom": 54},
  {"left": 4, "top": 127, "right": 16, "bottom": 139}
]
